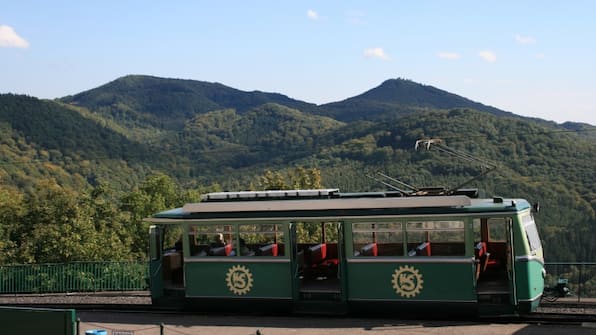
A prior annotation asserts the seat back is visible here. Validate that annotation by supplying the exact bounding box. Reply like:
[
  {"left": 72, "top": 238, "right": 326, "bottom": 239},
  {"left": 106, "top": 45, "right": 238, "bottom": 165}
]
[
  {"left": 361, "top": 243, "right": 378, "bottom": 256},
  {"left": 257, "top": 243, "right": 278, "bottom": 256},
  {"left": 209, "top": 245, "right": 229, "bottom": 256},
  {"left": 307, "top": 243, "right": 327, "bottom": 264},
  {"left": 416, "top": 242, "right": 431, "bottom": 256},
  {"left": 475, "top": 242, "right": 487, "bottom": 258}
]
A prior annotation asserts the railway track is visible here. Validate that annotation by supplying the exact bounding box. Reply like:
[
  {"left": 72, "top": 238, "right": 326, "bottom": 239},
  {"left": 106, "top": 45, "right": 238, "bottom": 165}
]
[
  {"left": 519, "top": 312, "right": 596, "bottom": 324},
  {"left": 2, "top": 303, "right": 594, "bottom": 325},
  {"left": 1, "top": 292, "right": 594, "bottom": 325}
]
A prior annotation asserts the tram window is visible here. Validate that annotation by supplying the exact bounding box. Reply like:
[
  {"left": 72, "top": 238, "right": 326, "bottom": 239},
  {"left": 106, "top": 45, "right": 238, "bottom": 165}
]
[
  {"left": 487, "top": 218, "right": 507, "bottom": 242},
  {"left": 189, "top": 224, "right": 234, "bottom": 256},
  {"left": 239, "top": 224, "right": 284, "bottom": 256},
  {"left": 406, "top": 220, "right": 465, "bottom": 256},
  {"left": 164, "top": 225, "right": 184, "bottom": 252},
  {"left": 295, "top": 222, "right": 339, "bottom": 244},
  {"left": 323, "top": 222, "right": 339, "bottom": 243},
  {"left": 473, "top": 220, "right": 482, "bottom": 243},
  {"left": 522, "top": 214, "right": 542, "bottom": 253},
  {"left": 352, "top": 222, "right": 403, "bottom": 256},
  {"left": 296, "top": 222, "right": 323, "bottom": 243}
]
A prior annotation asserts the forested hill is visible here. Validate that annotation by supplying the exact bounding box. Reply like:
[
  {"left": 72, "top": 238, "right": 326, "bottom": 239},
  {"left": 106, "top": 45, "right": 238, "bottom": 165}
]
[
  {"left": 0, "top": 76, "right": 594, "bottom": 263},
  {"left": 60, "top": 75, "right": 318, "bottom": 131},
  {"left": 0, "top": 94, "right": 163, "bottom": 191},
  {"left": 60, "top": 75, "right": 516, "bottom": 125},
  {"left": 317, "top": 78, "right": 513, "bottom": 121}
]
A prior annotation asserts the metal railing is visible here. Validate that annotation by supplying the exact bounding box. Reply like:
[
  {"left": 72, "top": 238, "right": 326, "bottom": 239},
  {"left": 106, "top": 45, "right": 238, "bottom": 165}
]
[
  {"left": 544, "top": 262, "right": 596, "bottom": 302},
  {"left": 0, "top": 260, "right": 593, "bottom": 300},
  {"left": 0, "top": 261, "right": 148, "bottom": 294}
]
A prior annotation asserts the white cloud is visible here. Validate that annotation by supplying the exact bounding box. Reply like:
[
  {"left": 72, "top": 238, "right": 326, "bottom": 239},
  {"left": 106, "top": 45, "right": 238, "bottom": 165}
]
[
  {"left": 307, "top": 9, "right": 319, "bottom": 20},
  {"left": 364, "top": 47, "right": 390, "bottom": 60},
  {"left": 478, "top": 50, "right": 496, "bottom": 63},
  {"left": 514, "top": 34, "right": 536, "bottom": 45},
  {"left": 438, "top": 52, "right": 460, "bottom": 60},
  {"left": 535, "top": 53, "right": 545, "bottom": 59},
  {"left": 0, "top": 25, "right": 29, "bottom": 48}
]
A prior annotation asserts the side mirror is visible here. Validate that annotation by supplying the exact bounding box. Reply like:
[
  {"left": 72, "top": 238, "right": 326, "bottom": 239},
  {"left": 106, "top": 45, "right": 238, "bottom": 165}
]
[{"left": 532, "top": 202, "right": 540, "bottom": 213}]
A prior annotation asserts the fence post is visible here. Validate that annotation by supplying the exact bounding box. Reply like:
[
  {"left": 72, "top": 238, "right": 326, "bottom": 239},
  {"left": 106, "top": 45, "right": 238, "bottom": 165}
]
[{"left": 577, "top": 264, "right": 582, "bottom": 303}]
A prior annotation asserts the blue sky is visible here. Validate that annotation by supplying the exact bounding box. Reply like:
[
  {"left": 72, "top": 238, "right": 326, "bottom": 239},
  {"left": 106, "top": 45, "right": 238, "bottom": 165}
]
[{"left": 1, "top": 1, "right": 595, "bottom": 125}]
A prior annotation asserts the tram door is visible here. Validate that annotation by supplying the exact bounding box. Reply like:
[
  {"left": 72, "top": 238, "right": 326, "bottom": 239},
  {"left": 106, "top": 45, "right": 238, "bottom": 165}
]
[
  {"left": 476, "top": 218, "right": 517, "bottom": 309},
  {"left": 290, "top": 221, "right": 346, "bottom": 308},
  {"left": 149, "top": 225, "right": 164, "bottom": 299}
]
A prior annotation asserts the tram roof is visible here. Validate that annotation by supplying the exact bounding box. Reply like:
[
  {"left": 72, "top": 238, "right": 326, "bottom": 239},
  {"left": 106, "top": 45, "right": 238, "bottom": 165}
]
[{"left": 147, "top": 190, "right": 531, "bottom": 222}]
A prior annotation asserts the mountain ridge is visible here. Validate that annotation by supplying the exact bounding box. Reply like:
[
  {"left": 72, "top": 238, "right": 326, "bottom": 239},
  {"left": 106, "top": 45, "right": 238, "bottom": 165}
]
[
  {"left": 317, "top": 78, "right": 514, "bottom": 121},
  {"left": 60, "top": 74, "right": 319, "bottom": 130},
  {"left": 57, "top": 74, "right": 596, "bottom": 128}
]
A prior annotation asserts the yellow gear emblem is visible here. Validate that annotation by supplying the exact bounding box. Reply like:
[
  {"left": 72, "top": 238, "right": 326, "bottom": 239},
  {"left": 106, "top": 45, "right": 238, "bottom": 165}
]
[
  {"left": 226, "top": 265, "right": 253, "bottom": 295},
  {"left": 391, "top": 265, "right": 423, "bottom": 298}
]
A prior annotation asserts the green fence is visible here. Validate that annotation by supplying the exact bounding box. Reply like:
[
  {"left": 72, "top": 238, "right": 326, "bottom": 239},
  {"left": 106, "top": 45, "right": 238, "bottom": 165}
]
[
  {"left": 544, "top": 262, "right": 596, "bottom": 302},
  {"left": 0, "top": 262, "right": 148, "bottom": 294}
]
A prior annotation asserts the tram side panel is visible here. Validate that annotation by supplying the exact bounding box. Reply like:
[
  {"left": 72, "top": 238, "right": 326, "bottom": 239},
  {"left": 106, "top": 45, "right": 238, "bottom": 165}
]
[
  {"left": 512, "top": 211, "right": 545, "bottom": 313},
  {"left": 181, "top": 221, "right": 294, "bottom": 312},
  {"left": 185, "top": 256, "right": 292, "bottom": 300},
  {"left": 345, "top": 219, "right": 478, "bottom": 315},
  {"left": 514, "top": 260, "right": 545, "bottom": 313},
  {"left": 346, "top": 259, "right": 477, "bottom": 315}
]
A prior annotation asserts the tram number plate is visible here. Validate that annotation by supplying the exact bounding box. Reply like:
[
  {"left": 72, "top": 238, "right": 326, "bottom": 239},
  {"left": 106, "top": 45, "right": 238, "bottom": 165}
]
[{"left": 113, "top": 331, "right": 134, "bottom": 335}]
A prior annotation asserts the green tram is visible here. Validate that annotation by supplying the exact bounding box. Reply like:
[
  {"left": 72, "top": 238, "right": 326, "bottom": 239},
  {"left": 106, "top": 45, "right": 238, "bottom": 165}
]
[{"left": 145, "top": 188, "right": 545, "bottom": 316}]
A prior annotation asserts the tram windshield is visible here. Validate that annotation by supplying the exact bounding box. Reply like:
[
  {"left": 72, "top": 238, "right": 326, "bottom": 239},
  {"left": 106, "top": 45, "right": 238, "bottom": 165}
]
[{"left": 522, "top": 214, "right": 542, "bottom": 253}]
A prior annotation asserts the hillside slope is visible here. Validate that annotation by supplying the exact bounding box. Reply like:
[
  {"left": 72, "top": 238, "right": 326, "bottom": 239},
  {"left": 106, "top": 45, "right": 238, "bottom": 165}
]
[
  {"left": 0, "top": 94, "right": 162, "bottom": 190},
  {"left": 60, "top": 75, "right": 318, "bottom": 131},
  {"left": 318, "top": 78, "right": 514, "bottom": 121},
  {"left": 162, "top": 103, "right": 344, "bottom": 175}
]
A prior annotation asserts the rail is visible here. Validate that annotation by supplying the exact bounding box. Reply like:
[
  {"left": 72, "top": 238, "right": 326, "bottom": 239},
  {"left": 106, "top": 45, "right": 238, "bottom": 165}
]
[
  {"left": 544, "top": 262, "right": 596, "bottom": 302},
  {"left": 0, "top": 261, "right": 148, "bottom": 294}
]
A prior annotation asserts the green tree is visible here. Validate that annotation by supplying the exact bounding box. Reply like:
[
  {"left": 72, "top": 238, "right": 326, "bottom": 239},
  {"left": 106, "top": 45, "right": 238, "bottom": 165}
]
[
  {"left": 83, "top": 182, "right": 134, "bottom": 260},
  {"left": 288, "top": 166, "right": 322, "bottom": 189},
  {"left": 259, "top": 170, "right": 287, "bottom": 190},
  {"left": 16, "top": 179, "right": 129, "bottom": 263},
  {"left": 259, "top": 167, "right": 323, "bottom": 190},
  {"left": 0, "top": 185, "right": 24, "bottom": 263},
  {"left": 120, "top": 173, "right": 202, "bottom": 255}
]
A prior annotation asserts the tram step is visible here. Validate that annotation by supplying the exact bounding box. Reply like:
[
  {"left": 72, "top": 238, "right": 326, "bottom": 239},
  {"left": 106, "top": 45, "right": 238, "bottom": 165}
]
[
  {"left": 478, "top": 293, "right": 510, "bottom": 304},
  {"left": 294, "top": 300, "right": 348, "bottom": 315},
  {"left": 163, "top": 288, "right": 186, "bottom": 297},
  {"left": 299, "top": 291, "right": 342, "bottom": 301},
  {"left": 477, "top": 303, "right": 516, "bottom": 316},
  {"left": 477, "top": 292, "right": 515, "bottom": 316}
]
